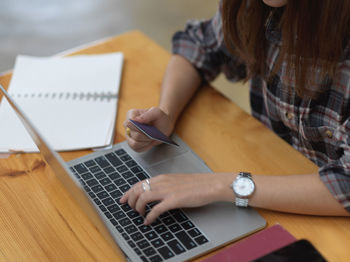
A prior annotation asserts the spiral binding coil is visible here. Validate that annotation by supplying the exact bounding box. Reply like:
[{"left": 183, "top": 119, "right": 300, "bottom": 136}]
[{"left": 9, "top": 92, "right": 118, "bottom": 101}]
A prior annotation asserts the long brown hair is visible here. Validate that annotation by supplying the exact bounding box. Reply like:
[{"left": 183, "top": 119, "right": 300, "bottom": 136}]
[{"left": 222, "top": 0, "right": 350, "bottom": 98}]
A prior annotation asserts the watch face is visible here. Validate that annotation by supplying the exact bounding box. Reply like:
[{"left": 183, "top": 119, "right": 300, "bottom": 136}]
[{"left": 233, "top": 177, "right": 255, "bottom": 197}]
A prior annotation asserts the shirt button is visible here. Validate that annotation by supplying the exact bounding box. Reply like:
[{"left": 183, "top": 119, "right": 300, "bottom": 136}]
[
  {"left": 325, "top": 130, "right": 333, "bottom": 138},
  {"left": 286, "top": 112, "right": 294, "bottom": 120}
]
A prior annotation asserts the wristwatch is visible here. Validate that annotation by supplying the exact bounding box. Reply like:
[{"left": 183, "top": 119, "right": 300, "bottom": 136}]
[{"left": 231, "top": 172, "right": 255, "bottom": 207}]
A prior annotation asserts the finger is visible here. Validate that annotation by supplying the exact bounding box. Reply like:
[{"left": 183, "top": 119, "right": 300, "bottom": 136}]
[
  {"left": 127, "top": 182, "right": 144, "bottom": 209},
  {"left": 126, "top": 108, "right": 147, "bottom": 121},
  {"left": 126, "top": 125, "right": 149, "bottom": 142},
  {"left": 144, "top": 201, "right": 174, "bottom": 225},
  {"left": 136, "top": 107, "right": 161, "bottom": 124},
  {"left": 135, "top": 190, "right": 162, "bottom": 216},
  {"left": 126, "top": 137, "right": 153, "bottom": 152}
]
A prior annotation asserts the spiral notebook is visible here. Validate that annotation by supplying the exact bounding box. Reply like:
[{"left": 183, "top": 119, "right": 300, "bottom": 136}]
[{"left": 0, "top": 53, "right": 123, "bottom": 153}]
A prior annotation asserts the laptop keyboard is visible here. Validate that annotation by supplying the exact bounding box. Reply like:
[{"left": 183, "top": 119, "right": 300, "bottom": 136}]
[{"left": 69, "top": 148, "right": 208, "bottom": 262}]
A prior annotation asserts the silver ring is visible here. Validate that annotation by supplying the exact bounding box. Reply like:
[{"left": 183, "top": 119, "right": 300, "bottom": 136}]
[
  {"left": 146, "top": 179, "right": 150, "bottom": 185},
  {"left": 142, "top": 182, "right": 151, "bottom": 192}
]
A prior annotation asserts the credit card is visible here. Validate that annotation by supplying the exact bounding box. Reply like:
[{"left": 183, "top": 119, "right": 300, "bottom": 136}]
[{"left": 128, "top": 119, "right": 179, "bottom": 146}]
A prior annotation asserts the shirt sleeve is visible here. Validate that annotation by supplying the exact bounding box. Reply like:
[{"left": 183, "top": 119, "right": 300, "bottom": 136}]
[
  {"left": 318, "top": 50, "right": 350, "bottom": 213},
  {"left": 171, "top": 3, "right": 246, "bottom": 83}
]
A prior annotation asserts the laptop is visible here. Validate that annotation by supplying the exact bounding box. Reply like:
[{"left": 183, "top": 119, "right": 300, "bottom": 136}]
[{"left": 0, "top": 84, "right": 266, "bottom": 262}]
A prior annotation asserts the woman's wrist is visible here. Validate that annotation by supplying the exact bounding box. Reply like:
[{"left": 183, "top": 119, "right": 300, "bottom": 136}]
[{"left": 213, "top": 173, "right": 238, "bottom": 202}]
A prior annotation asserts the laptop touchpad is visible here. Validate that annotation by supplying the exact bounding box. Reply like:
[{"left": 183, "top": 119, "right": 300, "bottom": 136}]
[{"left": 151, "top": 152, "right": 211, "bottom": 174}]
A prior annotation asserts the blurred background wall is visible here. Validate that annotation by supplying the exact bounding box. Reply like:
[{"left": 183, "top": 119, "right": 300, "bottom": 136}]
[{"left": 0, "top": 0, "right": 249, "bottom": 112}]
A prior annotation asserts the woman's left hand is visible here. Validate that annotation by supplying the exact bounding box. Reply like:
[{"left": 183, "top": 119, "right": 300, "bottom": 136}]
[{"left": 119, "top": 173, "right": 234, "bottom": 225}]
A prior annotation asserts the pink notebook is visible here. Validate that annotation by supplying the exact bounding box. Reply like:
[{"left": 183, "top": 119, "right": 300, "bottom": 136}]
[{"left": 202, "top": 224, "right": 296, "bottom": 262}]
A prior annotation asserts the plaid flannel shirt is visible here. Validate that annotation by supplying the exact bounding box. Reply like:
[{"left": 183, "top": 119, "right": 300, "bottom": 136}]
[{"left": 172, "top": 5, "right": 350, "bottom": 212}]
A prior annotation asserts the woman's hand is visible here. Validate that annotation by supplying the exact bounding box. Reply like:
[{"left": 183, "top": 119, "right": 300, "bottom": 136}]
[
  {"left": 123, "top": 107, "right": 175, "bottom": 152},
  {"left": 119, "top": 173, "right": 235, "bottom": 225}
]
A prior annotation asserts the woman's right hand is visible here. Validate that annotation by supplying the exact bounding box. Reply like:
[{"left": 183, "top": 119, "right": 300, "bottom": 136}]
[{"left": 123, "top": 107, "right": 175, "bottom": 152}]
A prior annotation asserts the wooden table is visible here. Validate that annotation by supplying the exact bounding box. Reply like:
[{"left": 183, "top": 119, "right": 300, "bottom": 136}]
[{"left": 0, "top": 31, "right": 349, "bottom": 262}]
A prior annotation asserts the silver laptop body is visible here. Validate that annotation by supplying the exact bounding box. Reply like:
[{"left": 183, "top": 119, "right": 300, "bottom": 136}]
[{"left": 0, "top": 84, "right": 266, "bottom": 262}]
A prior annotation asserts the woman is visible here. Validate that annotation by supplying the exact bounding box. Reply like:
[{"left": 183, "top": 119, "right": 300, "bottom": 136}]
[{"left": 120, "top": 0, "right": 350, "bottom": 225}]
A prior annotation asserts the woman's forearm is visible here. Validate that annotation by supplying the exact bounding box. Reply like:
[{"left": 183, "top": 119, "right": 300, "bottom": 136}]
[
  {"left": 159, "top": 55, "right": 202, "bottom": 125},
  {"left": 216, "top": 173, "right": 349, "bottom": 216}
]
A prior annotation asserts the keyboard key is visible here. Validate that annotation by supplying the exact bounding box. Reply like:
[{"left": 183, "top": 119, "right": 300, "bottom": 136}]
[
  {"left": 125, "top": 225, "right": 138, "bottom": 234},
  {"left": 120, "top": 184, "right": 131, "bottom": 193},
  {"left": 149, "top": 255, "right": 163, "bottom": 262},
  {"left": 93, "top": 198, "right": 101, "bottom": 205},
  {"left": 104, "top": 166, "right": 115, "bottom": 174},
  {"left": 105, "top": 184, "right": 117, "bottom": 192},
  {"left": 136, "top": 172, "right": 148, "bottom": 180},
  {"left": 140, "top": 256, "right": 148, "bottom": 262},
  {"left": 116, "top": 165, "right": 128, "bottom": 173},
  {"left": 95, "top": 172, "right": 106, "bottom": 180},
  {"left": 172, "top": 210, "right": 188, "bottom": 223},
  {"left": 136, "top": 239, "right": 150, "bottom": 250},
  {"left": 91, "top": 185, "right": 104, "bottom": 193},
  {"left": 127, "top": 177, "right": 139, "bottom": 185},
  {"left": 99, "top": 205, "right": 107, "bottom": 212},
  {"left": 144, "top": 231, "right": 157, "bottom": 241},
  {"left": 108, "top": 172, "right": 121, "bottom": 180},
  {"left": 110, "top": 190, "right": 122, "bottom": 199},
  {"left": 169, "top": 223, "right": 182, "bottom": 233},
  {"left": 158, "top": 246, "right": 175, "bottom": 260},
  {"left": 88, "top": 192, "right": 95, "bottom": 198},
  {"left": 113, "top": 211, "right": 126, "bottom": 220},
  {"left": 81, "top": 173, "right": 93, "bottom": 180},
  {"left": 95, "top": 156, "right": 110, "bottom": 168},
  {"left": 105, "top": 153, "right": 122, "bottom": 167},
  {"left": 74, "top": 164, "right": 88, "bottom": 174},
  {"left": 131, "top": 166, "right": 143, "bottom": 174},
  {"left": 139, "top": 224, "right": 152, "bottom": 233},
  {"left": 89, "top": 165, "right": 102, "bottom": 173},
  {"left": 114, "top": 178, "right": 126, "bottom": 186},
  {"left": 154, "top": 225, "right": 167, "bottom": 234},
  {"left": 188, "top": 228, "right": 201, "bottom": 238},
  {"left": 162, "top": 216, "right": 175, "bottom": 225},
  {"left": 115, "top": 149, "right": 126, "bottom": 156},
  {"left": 127, "top": 240, "right": 136, "bottom": 248},
  {"left": 194, "top": 235, "right": 209, "bottom": 245},
  {"left": 116, "top": 225, "right": 124, "bottom": 233},
  {"left": 127, "top": 210, "right": 140, "bottom": 219},
  {"left": 161, "top": 231, "right": 174, "bottom": 242},
  {"left": 168, "top": 239, "right": 186, "bottom": 254},
  {"left": 175, "top": 231, "right": 197, "bottom": 250},
  {"left": 181, "top": 221, "right": 195, "bottom": 230},
  {"left": 122, "top": 171, "right": 134, "bottom": 180},
  {"left": 131, "top": 232, "right": 144, "bottom": 242},
  {"left": 102, "top": 197, "right": 114, "bottom": 206},
  {"left": 133, "top": 216, "right": 144, "bottom": 226},
  {"left": 107, "top": 204, "right": 120, "bottom": 213},
  {"left": 86, "top": 179, "right": 99, "bottom": 187},
  {"left": 104, "top": 211, "right": 112, "bottom": 219},
  {"left": 96, "top": 191, "right": 109, "bottom": 199},
  {"left": 110, "top": 218, "right": 118, "bottom": 226},
  {"left": 125, "top": 160, "right": 137, "bottom": 168},
  {"left": 143, "top": 247, "right": 156, "bottom": 257},
  {"left": 84, "top": 160, "right": 95, "bottom": 167},
  {"left": 119, "top": 217, "right": 132, "bottom": 227},
  {"left": 133, "top": 247, "right": 142, "bottom": 255},
  {"left": 120, "top": 154, "right": 132, "bottom": 161},
  {"left": 122, "top": 233, "right": 130, "bottom": 240},
  {"left": 121, "top": 204, "right": 133, "bottom": 213},
  {"left": 151, "top": 238, "right": 164, "bottom": 248},
  {"left": 100, "top": 177, "right": 112, "bottom": 186}
]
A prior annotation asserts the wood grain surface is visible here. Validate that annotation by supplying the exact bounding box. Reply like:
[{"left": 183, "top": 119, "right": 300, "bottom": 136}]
[{"left": 0, "top": 31, "right": 349, "bottom": 262}]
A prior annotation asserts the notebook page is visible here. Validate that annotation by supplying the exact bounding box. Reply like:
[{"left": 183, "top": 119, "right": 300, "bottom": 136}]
[
  {"left": 0, "top": 52, "right": 123, "bottom": 152},
  {"left": 8, "top": 53, "right": 123, "bottom": 95},
  {"left": 0, "top": 96, "right": 117, "bottom": 152}
]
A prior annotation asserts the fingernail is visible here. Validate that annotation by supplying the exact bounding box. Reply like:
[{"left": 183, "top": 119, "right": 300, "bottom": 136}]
[{"left": 143, "top": 218, "right": 149, "bottom": 225}]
